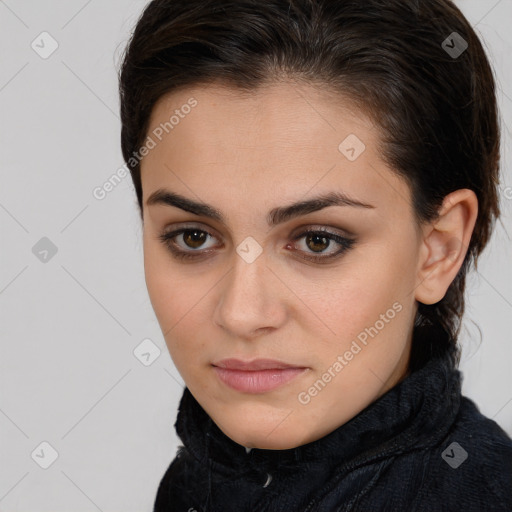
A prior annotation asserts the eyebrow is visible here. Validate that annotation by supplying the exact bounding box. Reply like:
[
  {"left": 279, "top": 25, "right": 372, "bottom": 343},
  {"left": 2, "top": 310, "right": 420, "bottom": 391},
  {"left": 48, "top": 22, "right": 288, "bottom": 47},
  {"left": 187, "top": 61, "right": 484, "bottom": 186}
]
[{"left": 146, "top": 188, "right": 375, "bottom": 226}]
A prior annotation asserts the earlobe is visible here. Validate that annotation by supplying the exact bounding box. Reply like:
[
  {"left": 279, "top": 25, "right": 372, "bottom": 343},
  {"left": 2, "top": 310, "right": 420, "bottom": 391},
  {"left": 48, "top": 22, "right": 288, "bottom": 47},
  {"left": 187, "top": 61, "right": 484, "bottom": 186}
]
[{"left": 414, "top": 189, "right": 478, "bottom": 305}]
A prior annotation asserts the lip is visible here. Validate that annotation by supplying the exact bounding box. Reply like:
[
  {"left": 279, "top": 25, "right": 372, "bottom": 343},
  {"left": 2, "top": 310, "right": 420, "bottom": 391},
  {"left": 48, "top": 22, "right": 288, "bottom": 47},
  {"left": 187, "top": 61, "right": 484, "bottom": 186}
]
[
  {"left": 212, "top": 358, "right": 308, "bottom": 393},
  {"left": 212, "top": 358, "right": 305, "bottom": 371}
]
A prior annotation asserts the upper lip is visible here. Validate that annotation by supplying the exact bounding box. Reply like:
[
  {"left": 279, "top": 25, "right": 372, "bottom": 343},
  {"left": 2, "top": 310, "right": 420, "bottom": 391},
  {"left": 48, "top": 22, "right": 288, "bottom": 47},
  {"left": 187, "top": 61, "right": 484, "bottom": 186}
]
[{"left": 212, "top": 358, "right": 306, "bottom": 371}]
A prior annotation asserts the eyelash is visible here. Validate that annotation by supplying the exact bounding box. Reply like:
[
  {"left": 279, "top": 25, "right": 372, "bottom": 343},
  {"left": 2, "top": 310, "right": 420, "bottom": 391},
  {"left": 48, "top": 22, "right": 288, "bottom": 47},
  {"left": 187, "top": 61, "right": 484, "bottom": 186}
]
[{"left": 158, "top": 226, "right": 356, "bottom": 264}]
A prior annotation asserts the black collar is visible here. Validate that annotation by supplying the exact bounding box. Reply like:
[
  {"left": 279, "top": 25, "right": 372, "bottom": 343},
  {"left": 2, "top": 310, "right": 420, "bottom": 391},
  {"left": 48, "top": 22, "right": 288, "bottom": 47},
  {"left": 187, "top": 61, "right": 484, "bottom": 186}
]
[{"left": 174, "top": 345, "right": 461, "bottom": 477}]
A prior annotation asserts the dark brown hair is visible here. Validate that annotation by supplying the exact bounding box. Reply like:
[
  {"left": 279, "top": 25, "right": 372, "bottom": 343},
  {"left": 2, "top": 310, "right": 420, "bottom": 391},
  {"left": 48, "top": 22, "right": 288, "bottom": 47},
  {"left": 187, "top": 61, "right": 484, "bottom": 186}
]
[{"left": 118, "top": 0, "right": 501, "bottom": 372}]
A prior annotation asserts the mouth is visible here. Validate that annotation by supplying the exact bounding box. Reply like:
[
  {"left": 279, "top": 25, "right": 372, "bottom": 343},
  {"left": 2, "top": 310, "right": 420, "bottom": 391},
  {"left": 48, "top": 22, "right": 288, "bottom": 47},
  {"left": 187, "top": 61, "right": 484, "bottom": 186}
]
[{"left": 212, "top": 358, "right": 309, "bottom": 393}]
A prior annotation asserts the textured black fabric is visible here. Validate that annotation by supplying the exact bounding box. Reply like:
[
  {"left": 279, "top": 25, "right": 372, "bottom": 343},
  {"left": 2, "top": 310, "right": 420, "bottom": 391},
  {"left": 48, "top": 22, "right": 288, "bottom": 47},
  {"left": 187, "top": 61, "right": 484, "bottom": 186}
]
[{"left": 154, "top": 346, "right": 512, "bottom": 511}]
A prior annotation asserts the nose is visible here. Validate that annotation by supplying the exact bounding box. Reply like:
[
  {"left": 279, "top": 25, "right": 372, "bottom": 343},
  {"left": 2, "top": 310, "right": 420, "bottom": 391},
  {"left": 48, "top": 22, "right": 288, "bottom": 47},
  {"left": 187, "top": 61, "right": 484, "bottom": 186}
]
[{"left": 212, "top": 251, "right": 288, "bottom": 339}]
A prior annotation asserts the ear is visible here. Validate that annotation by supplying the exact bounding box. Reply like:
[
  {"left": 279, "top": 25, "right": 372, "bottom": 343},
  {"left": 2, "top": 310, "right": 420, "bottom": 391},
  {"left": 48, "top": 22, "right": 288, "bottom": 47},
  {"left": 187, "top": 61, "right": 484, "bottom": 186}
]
[{"left": 415, "top": 189, "right": 478, "bottom": 305}]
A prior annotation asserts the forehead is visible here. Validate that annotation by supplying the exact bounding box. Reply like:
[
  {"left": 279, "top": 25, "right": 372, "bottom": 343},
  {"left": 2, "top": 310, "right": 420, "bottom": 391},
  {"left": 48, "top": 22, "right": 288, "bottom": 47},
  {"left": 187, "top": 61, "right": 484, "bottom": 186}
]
[
  {"left": 147, "top": 80, "right": 374, "bottom": 151},
  {"left": 141, "top": 81, "right": 412, "bottom": 220}
]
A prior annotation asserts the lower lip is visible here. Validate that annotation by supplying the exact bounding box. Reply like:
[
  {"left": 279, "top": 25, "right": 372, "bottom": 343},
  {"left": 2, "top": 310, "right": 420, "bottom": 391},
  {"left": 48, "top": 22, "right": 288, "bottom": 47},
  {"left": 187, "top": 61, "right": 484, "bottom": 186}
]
[{"left": 213, "top": 366, "right": 307, "bottom": 393}]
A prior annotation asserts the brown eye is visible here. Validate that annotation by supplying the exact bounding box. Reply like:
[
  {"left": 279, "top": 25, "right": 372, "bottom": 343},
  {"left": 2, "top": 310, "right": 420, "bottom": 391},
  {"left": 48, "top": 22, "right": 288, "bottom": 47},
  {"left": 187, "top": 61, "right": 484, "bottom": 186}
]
[
  {"left": 305, "top": 233, "right": 330, "bottom": 253},
  {"left": 291, "top": 228, "right": 356, "bottom": 263},
  {"left": 158, "top": 227, "right": 220, "bottom": 260},
  {"left": 158, "top": 225, "right": 356, "bottom": 264},
  {"left": 182, "top": 230, "right": 208, "bottom": 249}
]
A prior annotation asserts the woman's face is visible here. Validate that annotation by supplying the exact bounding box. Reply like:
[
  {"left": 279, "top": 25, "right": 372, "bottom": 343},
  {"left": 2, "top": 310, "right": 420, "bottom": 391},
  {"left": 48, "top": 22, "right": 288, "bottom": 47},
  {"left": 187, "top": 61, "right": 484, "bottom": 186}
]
[{"left": 140, "top": 81, "right": 424, "bottom": 450}]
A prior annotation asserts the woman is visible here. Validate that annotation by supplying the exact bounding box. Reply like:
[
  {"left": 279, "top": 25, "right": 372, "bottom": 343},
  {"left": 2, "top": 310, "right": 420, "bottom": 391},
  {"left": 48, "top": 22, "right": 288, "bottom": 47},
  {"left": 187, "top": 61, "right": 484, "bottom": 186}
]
[{"left": 118, "top": 0, "right": 512, "bottom": 510}]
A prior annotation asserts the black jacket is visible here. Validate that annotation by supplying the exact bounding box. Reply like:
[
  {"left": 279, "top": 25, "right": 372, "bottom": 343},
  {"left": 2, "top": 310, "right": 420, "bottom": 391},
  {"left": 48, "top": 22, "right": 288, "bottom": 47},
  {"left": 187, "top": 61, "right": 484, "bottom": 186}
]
[{"left": 154, "top": 347, "right": 512, "bottom": 511}]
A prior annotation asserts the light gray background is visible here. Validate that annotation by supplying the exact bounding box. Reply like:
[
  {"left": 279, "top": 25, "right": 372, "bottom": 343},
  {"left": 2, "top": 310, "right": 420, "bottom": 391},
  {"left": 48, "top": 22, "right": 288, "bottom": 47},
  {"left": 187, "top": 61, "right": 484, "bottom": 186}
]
[{"left": 0, "top": 1, "right": 511, "bottom": 510}]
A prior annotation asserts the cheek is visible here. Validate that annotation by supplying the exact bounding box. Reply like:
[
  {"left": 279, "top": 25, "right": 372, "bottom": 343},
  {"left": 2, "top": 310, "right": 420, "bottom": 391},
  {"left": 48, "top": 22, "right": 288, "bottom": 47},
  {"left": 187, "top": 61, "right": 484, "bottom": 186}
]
[
  {"left": 143, "top": 231, "right": 203, "bottom": 324},
  {"left": 284, "top": 244, "right": 417, "bottom": 383},
  {"left": 143, "top": 245, "right": 217, "bottom": 367},
  {"left": 292, "top": 241, "right": 416, "bottom": 336}
]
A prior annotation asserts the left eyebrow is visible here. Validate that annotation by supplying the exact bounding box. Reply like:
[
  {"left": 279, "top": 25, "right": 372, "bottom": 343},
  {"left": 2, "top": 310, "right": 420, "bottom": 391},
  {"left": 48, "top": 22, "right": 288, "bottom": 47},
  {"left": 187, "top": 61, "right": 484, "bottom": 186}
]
[{"left": 146, "top": 188, "right": 375, "bottom": 227}]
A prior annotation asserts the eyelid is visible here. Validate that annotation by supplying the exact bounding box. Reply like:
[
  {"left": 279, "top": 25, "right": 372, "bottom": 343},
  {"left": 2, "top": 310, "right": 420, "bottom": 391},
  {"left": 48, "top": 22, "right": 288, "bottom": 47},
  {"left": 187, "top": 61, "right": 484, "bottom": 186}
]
[
  {"left": 290, "top": 223, "right": 354, "bottom": 239},
  {"left": 163, "top": 221, "right": 353, "bottom": 241},
  {"left": 160, "top": 224, "right": 221, "bottom": 251},
  {"left": 164, "top": 221, "right": 220, "bottom": 235}
]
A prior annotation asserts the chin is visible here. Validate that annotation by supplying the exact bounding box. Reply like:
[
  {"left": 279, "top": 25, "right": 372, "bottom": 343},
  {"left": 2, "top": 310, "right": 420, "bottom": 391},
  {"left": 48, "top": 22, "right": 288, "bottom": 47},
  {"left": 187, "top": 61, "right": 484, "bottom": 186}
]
[
  {"left": 227, "top": 429, "right": 307, "bottom": 450},
  {"left": 214, "top": 413, "right": 314, "bottom": 450}
]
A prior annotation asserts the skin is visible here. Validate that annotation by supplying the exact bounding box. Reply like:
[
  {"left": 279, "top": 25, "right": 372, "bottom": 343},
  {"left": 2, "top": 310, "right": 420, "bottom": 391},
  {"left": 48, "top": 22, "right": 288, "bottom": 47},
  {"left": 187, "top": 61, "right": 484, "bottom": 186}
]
[{"left": 140, "top": 81, "right": 478, "bottom": 450}]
